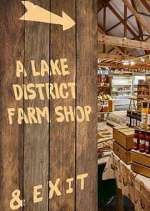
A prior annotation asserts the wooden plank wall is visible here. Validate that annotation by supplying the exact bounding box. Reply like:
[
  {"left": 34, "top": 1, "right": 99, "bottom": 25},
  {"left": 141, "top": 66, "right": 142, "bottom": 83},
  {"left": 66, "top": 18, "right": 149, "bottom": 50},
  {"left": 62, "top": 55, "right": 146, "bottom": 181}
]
[
  {"left": 76, "top": 1, "right": 97, "bottom": 210},
  {"left": 0, "top": 1, "right": 24, "bottom": 210},
  {"left": 0, "top": 0, "right": 97, "bottom": 210},
  {"left": 24, "top": 0, "right": 50, "bottom": 211},
  {"left": 50, "top": 0, "right": 76, "bottom": 210}
]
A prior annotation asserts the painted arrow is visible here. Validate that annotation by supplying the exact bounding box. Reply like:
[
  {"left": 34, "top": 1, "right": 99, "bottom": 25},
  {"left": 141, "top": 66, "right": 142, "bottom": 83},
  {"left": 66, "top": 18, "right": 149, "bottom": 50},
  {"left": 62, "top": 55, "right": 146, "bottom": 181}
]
[{"left": 20, "top": 1, "right": 75, "bottom": 31}]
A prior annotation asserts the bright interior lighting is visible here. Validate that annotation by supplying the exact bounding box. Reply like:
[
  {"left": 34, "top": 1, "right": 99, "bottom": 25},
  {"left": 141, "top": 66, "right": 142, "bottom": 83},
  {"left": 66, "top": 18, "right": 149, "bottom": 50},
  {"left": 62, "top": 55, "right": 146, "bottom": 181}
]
[
  {"left": 141, "top": 58, "right": 145, "bottom": 62},
  {"left": 130, "top": 61, "right": 135, "bottom": 66},
  {"left": 122, "top": 60, "right": 129, "bottom": 65}
]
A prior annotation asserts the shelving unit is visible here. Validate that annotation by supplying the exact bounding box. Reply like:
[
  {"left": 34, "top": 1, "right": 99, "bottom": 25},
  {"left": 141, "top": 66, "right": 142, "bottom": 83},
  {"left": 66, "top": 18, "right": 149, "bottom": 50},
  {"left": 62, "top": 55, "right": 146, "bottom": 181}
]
[
  {"left": 137, "top": 80, "right": 150, "bottom": 111},
  {"left": 111, "top": 74, "right": 147, "bottom": 111},
  {"left": 111, "top": 75, "right": 132, "bottom": 111}
]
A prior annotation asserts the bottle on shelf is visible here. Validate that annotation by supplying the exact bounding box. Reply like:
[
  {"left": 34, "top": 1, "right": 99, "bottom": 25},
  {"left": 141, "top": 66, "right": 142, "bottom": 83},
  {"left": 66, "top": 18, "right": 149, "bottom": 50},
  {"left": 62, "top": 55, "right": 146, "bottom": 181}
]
[
  {"left": 141, "top": 102, "right": 148, "bottom": 129},
  {"left": 145, "top": 132, "right": 150, "bottom": 154},
  {"left": 139, "top": 131, "right": 145, "bottom": 153},
  {"left": 137, "top": 113, "right": 141, "bottom": 127},
  {"left": 147, "top": 102, "right": 150, "bottom": 130},
  {"left": 127, "top": 110, "right": 131, "bottom": 127},
  {"left": 133, "top": 130, "right": 139, "bottom": 150}
]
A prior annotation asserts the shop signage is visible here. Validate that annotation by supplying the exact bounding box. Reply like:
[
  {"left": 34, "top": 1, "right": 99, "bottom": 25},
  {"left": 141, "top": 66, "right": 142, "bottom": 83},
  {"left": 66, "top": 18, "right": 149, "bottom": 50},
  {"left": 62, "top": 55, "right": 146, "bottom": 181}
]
[
  {"left": 20, "top": 1, "right": 75, "bottom": 31},
  {"left": 0, "top": 0, "right": 97, "bottom": 210}
]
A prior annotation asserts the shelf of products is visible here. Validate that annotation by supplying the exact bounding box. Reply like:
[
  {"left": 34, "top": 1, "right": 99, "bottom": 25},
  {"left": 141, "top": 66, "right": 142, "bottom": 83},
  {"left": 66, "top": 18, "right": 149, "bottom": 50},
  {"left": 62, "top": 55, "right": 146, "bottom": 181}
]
[
  {"left": 111, "top": 74, "right": 146, "bottom": 111},
  {"left": 111, "top": 75, "right": 132, "bottom": 111},
  {"left": 97, "top": 69, "right": 113, "bottom": 121},
  {"left": 98, "top": 94, "right": 113, "bottom": 113},
  {"left": 137, "top": 80, "right": 150, "bottom": 111},
  {"left": 97, "top": 72, "right": 111, "bottom": 96}
]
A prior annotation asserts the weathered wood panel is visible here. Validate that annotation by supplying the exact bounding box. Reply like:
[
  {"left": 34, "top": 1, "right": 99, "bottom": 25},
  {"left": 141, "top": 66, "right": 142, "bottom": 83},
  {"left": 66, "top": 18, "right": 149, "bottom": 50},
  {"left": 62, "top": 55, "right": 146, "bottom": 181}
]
[
  {"left": 76, "top": 0, "right": 97, "bottom": 211},
  {"left": 0, "top": 1, "right": 24, "bottom": 210},
  {"left": 23, "top": 0, "right": 50, "bottom": 211},
  {"left": 50, "top": 0, "right": 76, "bottom": 210},
  {"left": 0, "top": 0, "right": 97, "bottom": 211}
]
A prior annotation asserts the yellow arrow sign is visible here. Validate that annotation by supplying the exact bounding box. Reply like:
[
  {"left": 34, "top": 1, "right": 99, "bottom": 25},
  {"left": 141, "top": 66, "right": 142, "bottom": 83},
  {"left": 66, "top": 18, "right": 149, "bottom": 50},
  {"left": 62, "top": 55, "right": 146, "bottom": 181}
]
[{"left": 20, "top": 1, "right": 75, "bottom": 31}]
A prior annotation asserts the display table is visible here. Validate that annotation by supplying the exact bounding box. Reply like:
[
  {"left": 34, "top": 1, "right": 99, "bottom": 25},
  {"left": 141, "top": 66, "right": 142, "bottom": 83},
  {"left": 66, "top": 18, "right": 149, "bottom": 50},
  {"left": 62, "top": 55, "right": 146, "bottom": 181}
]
[{"left": 111, "top": 153, "right": 150, "bottom": 211}]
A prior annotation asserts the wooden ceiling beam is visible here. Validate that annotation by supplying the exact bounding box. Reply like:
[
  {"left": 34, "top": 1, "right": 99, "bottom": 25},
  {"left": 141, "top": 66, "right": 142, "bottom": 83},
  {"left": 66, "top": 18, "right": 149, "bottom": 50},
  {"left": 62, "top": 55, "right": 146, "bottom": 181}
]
[
  {"left": 98, "top": 24, "right": 105, "bottom": 34},
  {"left": 131, "top": 0, "right": 143, "bottom": 40},
  {"left": 108, "top": 3, "right": 139, "bottom": 39},
  {"left": 123, "top": 0, "right": 150, "bottom": 35},
  {"left": 98, "top": 24, "right": 125, "bottom": 55},
  {"left": 98, "top": 34, "right": 150, "bottom": 50},
  {"left": 103, "top": 5, "right": 106, "bottom": 53},
  {"left": 97, "top": 0, "right": 111, "bottom": 13},
  {"left": 99, "top": 63, "right": 150, "bottom": 70},
  {"left": 98, "top": 53, "right": 134, "bottom": 60},
  {"left": 145, "top": 36, "right": 150, "bottom": 41},
  {"left": 124, "top": 3, "right": 127, "bottom": 38},
  {"left": 106, "top": 14, "right": 134, "bottom": 32},
  {"left": 141, "top": 0, "right": 150, "bottom": 13}
]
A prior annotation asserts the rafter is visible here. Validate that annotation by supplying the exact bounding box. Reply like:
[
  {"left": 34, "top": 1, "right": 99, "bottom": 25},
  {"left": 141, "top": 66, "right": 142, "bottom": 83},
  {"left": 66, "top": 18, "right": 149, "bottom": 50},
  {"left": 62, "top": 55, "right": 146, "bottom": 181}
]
[
  {"left": 106, "top": 14, "right": 134, "bottom": 32},
  {"left": 138, "top": 12, "right": 150, "bottom": 17},
  {"left": 124, "top": 3, "right": 127, "bottom": 38},
  {"left": 99, "top": 63, "right": 150, "bottom": 70},
  {"left": 98, "top": 24, "right": 105, "bottom": 34},
  {"left": 141, "top": 0, "right": 150, "bottom": 13},
  {"left": 123, "top": 0, "right": 150, "bottom": 35},
  {"left": 98, "top": 24, "right": 125, "bottom": 55},
  {"left": 97, "top": 0, "right": 110, "bottom": 13},
  {"left": 98, "top": 53, "right": 134, "bottom": 61},
  {"left": 131, "top": 0, "right": 143, "bottom": 40},
  {"left": 108, "top": 3, "right": 139, "bottom": 39},
  {"left": 103, "top": 5, "right": 106, "bottom": 53},
  {"left": 98, "top": 34, "right": 150, "bottom": 50}
]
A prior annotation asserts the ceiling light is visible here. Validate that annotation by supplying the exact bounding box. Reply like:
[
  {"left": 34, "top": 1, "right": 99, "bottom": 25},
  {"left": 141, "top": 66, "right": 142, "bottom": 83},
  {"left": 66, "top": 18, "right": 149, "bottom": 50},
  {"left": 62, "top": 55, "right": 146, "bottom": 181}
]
[
  {"left": 130, "top": 61, "right": 135, "bottom": 66},
  {"left": 141, "top": 58, "right": 145, "bottom": 62},
  {"left": 122, "top": 60, "right": 129, "bottom": 65}
]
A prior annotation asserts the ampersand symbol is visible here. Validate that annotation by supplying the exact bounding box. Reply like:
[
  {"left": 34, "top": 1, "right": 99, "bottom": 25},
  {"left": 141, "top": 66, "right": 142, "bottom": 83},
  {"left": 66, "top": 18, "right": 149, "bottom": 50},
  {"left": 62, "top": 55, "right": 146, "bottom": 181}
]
[{"left": 10, "top": 189, "right": 23, "bottom": 210}]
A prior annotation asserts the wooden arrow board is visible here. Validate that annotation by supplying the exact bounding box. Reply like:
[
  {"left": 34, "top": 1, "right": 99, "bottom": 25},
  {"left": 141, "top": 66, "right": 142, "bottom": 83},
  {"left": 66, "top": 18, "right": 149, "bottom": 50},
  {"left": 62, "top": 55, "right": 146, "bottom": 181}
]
[
  {"left": 0, "top": 0, "right": 97, "bottom": 211},
  {"left": 20, "top": 1, "right": 75, "bottom": 31}
]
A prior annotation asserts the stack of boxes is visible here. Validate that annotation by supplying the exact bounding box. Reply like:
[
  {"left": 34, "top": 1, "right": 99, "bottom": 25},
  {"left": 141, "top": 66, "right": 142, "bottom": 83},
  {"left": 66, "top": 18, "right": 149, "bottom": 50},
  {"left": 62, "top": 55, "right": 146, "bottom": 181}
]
[
  {"left": 113, "top": 126, "right": 134, "bottom": 164},
  {"left": 113, "top": 126, "right": 150, "bottom": 177}
]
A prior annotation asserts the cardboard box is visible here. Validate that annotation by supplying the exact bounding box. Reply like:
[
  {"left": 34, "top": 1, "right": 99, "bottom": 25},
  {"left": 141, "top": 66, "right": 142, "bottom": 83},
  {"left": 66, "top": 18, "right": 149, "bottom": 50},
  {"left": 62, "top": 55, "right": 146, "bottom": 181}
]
[
  {"left": 113, "top": 141, "right": 131, "bottom": 164},
  {"left": 113, "top": 126, "right": 134, "bottom": 150}
]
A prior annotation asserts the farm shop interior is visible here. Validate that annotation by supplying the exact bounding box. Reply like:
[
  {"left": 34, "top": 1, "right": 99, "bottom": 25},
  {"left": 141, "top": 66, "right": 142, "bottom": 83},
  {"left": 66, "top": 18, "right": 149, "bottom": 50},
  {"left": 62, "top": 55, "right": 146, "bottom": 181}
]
[{"left": 97, "top": 0, "right": 150, "bottom": 210}]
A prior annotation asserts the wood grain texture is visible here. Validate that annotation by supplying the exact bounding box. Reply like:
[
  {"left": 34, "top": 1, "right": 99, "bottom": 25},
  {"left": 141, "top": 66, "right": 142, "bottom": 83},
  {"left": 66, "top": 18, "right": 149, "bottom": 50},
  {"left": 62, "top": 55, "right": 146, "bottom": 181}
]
[
  {"left": 131, "top": 162, "right": 150, "bottom": 178},
  {"left": 0, "top": 0, "right": 24, "bottom": 210},
  {"left": 50, "top": 0, "right": 76, "bottom": 210},
  {"left": 131, "top": 150, "right": 150, "bottom": 168},
  {"left": 76, "top": 0, "right": 97, "bottom": 210},
  {"left": 23, "top": 0, "right": 50, "bottom": 210},
  {"left": 0, "top": 0, "right": 97, "bottom": 210}
]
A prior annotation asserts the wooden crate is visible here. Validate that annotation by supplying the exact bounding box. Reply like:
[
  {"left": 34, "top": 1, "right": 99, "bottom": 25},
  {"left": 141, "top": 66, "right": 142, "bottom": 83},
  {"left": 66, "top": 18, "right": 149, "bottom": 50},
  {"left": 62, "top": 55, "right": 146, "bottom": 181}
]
[
  {"left": 131, "top": 150, "right": 150, "bottom": 177},
  {"left": 113, "top": 126, "right": 134, "bottom": 150},
  {"left": 113, "top": 141, "right": 131, "bottom": 164},
  {"left": 131, "top": 162, "right": 150, "bottom": 178},
  {"left": 131, "top": 150, "right": 150, "bottom": 167}
]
